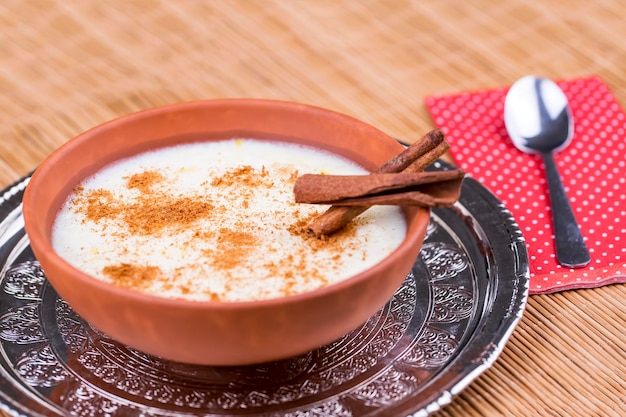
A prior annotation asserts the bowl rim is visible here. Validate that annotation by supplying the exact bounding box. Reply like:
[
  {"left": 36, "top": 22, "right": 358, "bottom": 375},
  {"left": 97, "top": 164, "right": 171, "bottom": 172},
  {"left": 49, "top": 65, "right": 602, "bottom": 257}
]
[{"left": 24, "top": 98, "right": 430, "bottom": 311}]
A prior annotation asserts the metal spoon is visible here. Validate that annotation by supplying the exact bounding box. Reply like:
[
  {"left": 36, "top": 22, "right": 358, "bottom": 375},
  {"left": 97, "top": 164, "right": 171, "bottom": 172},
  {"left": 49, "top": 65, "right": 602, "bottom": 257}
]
[{"left": 504, "top": 75, "right": 590, "bottom": 268}]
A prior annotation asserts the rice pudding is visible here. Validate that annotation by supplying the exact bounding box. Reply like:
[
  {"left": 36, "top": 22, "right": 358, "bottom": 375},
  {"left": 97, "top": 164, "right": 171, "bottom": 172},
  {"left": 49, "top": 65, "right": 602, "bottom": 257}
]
[{"left": 52, "top": 138, "right": 406, "bottom": 302}]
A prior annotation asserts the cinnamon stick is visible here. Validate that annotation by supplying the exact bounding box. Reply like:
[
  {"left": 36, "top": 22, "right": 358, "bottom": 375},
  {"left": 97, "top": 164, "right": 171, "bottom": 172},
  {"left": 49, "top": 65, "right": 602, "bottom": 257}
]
[
  {"left": 294, "top": 170, "right": 464, "bottom": 206},
  {"left": 403, "top": 140, "right": 450, "bottom": 173},
  {"left": 306, "top": 129, "right": 451, "bottom": 237},
  {"left": 372, "top": 129, "right": 445, "bottom": 174}
]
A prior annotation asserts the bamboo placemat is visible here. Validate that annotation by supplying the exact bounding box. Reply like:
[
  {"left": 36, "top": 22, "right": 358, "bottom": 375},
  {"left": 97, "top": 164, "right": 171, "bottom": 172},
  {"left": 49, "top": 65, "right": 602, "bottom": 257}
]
[{"left": 1, "top": 1, "right": 625, "bottom": 416}]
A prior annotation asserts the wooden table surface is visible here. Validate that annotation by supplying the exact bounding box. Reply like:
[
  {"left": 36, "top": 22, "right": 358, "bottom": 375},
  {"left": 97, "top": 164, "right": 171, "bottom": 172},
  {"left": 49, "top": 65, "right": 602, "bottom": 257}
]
[{"left": 1, "top": 1, "right": 624, "bottom": 416}]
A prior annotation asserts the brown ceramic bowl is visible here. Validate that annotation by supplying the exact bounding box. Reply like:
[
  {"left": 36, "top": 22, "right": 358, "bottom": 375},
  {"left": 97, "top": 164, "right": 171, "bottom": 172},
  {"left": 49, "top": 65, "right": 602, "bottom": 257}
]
[{"left": 22, "top": 99, "right": 430, "bottom": 366}]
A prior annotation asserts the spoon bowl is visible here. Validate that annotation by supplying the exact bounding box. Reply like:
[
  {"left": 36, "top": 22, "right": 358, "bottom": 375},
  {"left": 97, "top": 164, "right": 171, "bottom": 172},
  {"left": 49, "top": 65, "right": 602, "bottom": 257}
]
[{"left": 504, "top": 75, "right": 590, "bottom": 268}]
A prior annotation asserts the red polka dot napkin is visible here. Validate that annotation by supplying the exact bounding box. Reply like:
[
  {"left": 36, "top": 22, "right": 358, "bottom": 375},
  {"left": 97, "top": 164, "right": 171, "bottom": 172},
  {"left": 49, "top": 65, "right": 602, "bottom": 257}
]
[{"left": 425, "top": 76, "right": 626, "bottom": 294}]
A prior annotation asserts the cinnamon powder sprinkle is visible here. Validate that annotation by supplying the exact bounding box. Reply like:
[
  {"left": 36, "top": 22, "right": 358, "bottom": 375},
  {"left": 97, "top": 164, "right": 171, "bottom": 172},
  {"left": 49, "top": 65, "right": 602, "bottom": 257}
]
[
  {"left": 54, "top": 140, "right": 406, "bottom": 302},
  {"left": 72, "top": 187, "right": 213, "bottom": 236},
  {"left": 125, "top": 170, "right": 165, "bottom": 193},
  {"left": 207, "top": 227, "right": 258, "bottom": 271},
  {"left": 102, "top": 263, "right": 162, "bottom": 291},
  {"left": 211, "top": 165, "right": 272, "bottom": 188}
]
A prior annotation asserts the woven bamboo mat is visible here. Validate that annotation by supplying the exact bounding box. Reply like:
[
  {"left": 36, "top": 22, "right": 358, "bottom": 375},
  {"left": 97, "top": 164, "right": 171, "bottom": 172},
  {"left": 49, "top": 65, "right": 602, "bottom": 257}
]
[{"left": 1, "top": 1, "right": 625, "bottom": 416}]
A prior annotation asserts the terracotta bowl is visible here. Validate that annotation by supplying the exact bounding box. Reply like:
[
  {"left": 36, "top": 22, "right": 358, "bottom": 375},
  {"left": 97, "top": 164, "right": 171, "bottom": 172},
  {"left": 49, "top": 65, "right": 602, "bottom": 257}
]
[{"left": 23, "top": 99, "right": 430, "bottom": 366}]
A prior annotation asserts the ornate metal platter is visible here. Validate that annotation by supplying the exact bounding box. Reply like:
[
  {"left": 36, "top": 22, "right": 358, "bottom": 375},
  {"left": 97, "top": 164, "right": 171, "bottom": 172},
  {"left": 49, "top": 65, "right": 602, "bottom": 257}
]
[{"left": 0, "top": 161, "right": 529, "bottom": 417}]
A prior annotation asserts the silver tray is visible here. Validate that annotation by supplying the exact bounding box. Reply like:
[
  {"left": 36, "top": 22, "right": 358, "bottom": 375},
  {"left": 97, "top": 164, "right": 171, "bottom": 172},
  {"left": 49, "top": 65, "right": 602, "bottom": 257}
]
[{"left": 0, "top": 161, "right": 529, "bottom": 417}]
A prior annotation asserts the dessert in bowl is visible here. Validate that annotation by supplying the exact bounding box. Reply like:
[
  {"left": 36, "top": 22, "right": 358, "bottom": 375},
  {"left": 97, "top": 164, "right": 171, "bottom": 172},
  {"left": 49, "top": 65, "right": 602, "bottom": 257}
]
[{"left": 23, "top": 99, "right": 431, "bottom": 365}]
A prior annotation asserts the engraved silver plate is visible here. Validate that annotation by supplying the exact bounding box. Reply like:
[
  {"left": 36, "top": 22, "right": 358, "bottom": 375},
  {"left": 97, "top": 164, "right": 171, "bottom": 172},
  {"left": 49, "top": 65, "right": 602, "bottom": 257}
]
[{"left": 0, "top": 161, "right": 529, "bottom": 417}]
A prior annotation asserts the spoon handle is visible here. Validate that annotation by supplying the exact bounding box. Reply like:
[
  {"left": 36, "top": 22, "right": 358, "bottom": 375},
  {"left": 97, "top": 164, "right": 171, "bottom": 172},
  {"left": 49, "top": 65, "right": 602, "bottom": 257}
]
[{"left": 541, "top": 152, "right": 591, "bottom": 268}]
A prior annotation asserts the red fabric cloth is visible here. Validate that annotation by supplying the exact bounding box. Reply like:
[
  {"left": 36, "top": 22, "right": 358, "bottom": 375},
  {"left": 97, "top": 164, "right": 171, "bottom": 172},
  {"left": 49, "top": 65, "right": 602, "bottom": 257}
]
[{"left": 425, "top": 76, "right": 626, "bottom": 294}]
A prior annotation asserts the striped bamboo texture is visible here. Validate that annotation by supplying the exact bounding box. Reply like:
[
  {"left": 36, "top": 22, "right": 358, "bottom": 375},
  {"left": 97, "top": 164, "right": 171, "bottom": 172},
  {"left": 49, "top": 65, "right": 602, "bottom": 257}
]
[{"left": 1, "top": 1, "right": 625, "bottom": 416}]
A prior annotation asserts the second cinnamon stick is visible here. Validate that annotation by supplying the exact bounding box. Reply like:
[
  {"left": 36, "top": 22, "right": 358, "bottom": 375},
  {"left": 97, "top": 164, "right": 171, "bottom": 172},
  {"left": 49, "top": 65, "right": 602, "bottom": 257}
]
[{"left": 306, "top": 129, "right": 450, "bottom": 237}]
